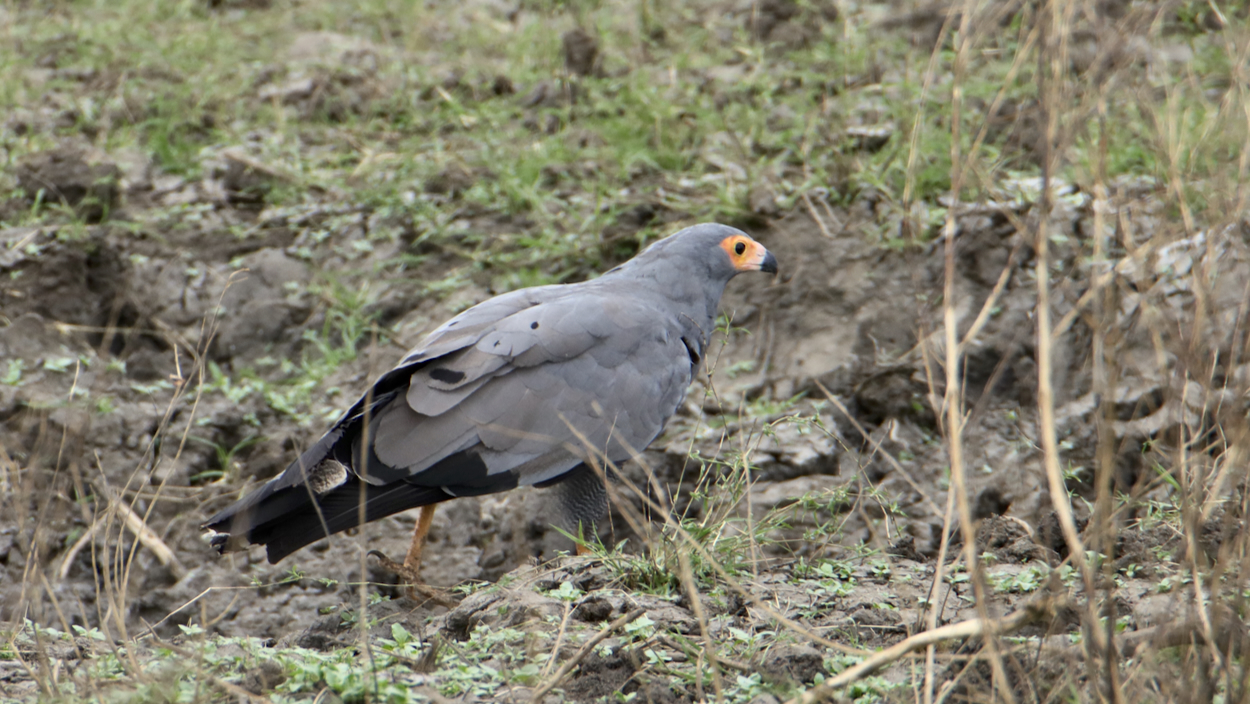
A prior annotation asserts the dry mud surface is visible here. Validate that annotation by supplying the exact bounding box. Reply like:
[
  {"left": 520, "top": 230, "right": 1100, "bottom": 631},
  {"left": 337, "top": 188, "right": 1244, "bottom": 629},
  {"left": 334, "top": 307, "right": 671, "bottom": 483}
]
[
  {"left": 3, "top": 1, "right": 1250, "bottom": 701},
  {"left": 5, "top": 178, "right": 1244, "bottom": 699}
]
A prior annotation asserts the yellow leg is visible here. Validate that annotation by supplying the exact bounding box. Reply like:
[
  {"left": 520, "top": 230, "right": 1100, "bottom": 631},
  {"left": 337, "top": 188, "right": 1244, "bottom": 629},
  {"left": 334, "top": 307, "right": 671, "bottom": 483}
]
[{"left": 404, "top": 504, "right": 437, "bottom": 574}]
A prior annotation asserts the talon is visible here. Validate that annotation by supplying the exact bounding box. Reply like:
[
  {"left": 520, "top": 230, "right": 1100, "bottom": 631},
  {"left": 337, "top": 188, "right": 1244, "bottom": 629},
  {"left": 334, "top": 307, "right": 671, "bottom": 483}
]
[{"left": 368, "top": 550, "right": 456, "bottom": 608}]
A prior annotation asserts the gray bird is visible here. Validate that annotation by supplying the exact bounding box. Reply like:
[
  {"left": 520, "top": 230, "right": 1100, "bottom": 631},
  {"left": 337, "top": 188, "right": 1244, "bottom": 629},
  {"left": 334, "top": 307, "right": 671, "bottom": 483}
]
[{"left": 203, "top": 223, "right": 777, "bottom": 581}]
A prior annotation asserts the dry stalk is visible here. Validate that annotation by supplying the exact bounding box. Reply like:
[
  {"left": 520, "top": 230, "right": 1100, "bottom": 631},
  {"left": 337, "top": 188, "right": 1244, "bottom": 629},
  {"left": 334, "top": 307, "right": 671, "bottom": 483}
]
[
  {"left": 105, "top": 483, "right": 187, "bottom": 580},
  {"left": 934, "top": 0, "right": 1019, "bottom": 701},
  {"left": 1033, "top": 0, "right": 1116, "bottom": 691}
]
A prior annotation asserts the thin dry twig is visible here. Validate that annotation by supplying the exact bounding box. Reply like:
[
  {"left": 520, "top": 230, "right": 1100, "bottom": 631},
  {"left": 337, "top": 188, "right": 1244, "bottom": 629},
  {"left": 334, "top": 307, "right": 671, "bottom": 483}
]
[
  {"left": 939, "top": 1, "right": 1018, "bottom": 698},
  {"left": 529, "top": 607, "right": 646, "bottom": 703},
  {"left": 802, "top": 191, "right": 836, "bottom": 239},
  {"left": 58, "top": 485, "right": 187, "bottom": 581},
  {"left": 57, "top": 520, "right": 104, "bottom": 581},
  {"left": 540, "top": 602, "right": 574, "bottom": 679},
  {"left": 784, "top": 599, "right": 1055, "bottom": 704},
  {"left": 110, "top": 492, "right": 187, "bottom": 579}
]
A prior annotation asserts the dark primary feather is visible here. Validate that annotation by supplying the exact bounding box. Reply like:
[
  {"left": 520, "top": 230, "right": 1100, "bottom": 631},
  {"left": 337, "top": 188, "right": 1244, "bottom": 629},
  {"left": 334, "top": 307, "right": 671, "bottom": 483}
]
[
  {"left": 203, "top": 223, "right": 772, "bottom": 563},
  {"left": 253, "top": 480, "right": 451, "bottom": 564}
]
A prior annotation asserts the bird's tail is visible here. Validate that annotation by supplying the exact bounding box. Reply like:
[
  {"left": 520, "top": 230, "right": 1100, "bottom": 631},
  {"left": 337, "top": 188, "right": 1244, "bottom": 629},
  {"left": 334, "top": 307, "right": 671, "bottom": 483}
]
[{"left": 204, "top": 479, "right": 451, "bottom": 564}]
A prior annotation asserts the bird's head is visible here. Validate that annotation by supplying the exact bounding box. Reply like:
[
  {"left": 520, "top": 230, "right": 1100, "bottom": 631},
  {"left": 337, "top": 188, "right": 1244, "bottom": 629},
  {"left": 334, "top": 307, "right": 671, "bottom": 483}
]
[
  {"left": 716, "top": 230, "right": 778, "bottom": 275},
  {"left": 633, "top": 223, "right": 778, "bottom": 283}
]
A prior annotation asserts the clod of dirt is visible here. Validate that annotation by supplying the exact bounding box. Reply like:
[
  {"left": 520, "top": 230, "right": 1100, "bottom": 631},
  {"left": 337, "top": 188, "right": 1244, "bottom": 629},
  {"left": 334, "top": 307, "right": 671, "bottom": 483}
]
[
  {"left": 601, "top": 202, "right": 670, "bottom": 245},
  {"left": 0, "top": 227, "right": 129, "bottom": 332},
  {"left": 976, "top": 515, "right": 1043, "bottom": 563},
  {"left": 489, "top": 74, "right": 515, "bottom": 96},
  {"left": 742, "top": 0, "right": 835, "bottom": 49},
  {"left": 441, "top": 591, "right": 505, "bottom": 641},
  {"left": 15, "top": 147, "right": 121, "bottom": 222},
  {"left": 973, "top": 486, "right": 1012, "bottom": 519},
  {"left": 745, "top": 0, "right": 799, "bottom": 40},
  {"left": 877, "top": 5, "right": 952, "bottom": 49},
  {"left": 749, "top": 421, "right": 839, "bottom": 482},
  {"left": 0, "top": 529, "right": 15, "bottom": 564},
  {"left": 240, "top": 660, "right": 286, "bottom": 694},
  {"left": 562, "top": 28, "right": 600, "bottom": 77},
  {"left": 218, "top": 156, "right": 275, "bottom": 208},
  {"left": 759, "top": 643, "right": 826, "bottom": 685},
  {"left": 257, "top": 33, "right": 389, "bottom": 121},
  {"left": 0, "top": 314, "right": 64, "bottom": 364},
  {"left": 1036, "top": 511, "right": 1089, "bottom": 561},
  {"left": 749, "top": 183, "right": 781, "bottom": 217},
  {"left": 572, "top": 595, "right": 615, "bottom": 622},
  {"left": 565, "top": 649, "right": 643, "bottom": 702},
  {"left": 211, "top": 248, "right": 311, "bottom": 362},
  {"left": 292, "top": 615, "right": 350, "bottom": 651},
  {"left": 1195, "top": 507, "right": 1244, "bottom": 561},
  {"left": 845, "top": 125, "right": 894, "bottom": 152},
  {"left": 853, "top": 369, "right": 933, "bottom": 426},
  {"left": 720, "top": 591, "right": 749, "bottom": 617},
  {"left": 848, "top": 605, "right": 902, "bottom": 628},
  {"left": 521, "top": 80, "right": 580, "bottom": 110},
  {"left": 888, "top": 534, "right": 926, "bottom": 561}
]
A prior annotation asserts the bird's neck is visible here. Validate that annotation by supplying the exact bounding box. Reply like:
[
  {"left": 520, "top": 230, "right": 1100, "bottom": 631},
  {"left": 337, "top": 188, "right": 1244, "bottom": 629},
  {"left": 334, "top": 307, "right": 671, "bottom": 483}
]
[{"left": 625, "top": 260, "right": 727, "bottom": 341}]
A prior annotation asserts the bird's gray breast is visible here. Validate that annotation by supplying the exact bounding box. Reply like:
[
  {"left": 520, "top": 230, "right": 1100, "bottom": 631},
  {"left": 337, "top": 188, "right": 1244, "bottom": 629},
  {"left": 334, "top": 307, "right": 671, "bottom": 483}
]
[{"left": 580, "top": 315, "right": 693, "bottom": 458}]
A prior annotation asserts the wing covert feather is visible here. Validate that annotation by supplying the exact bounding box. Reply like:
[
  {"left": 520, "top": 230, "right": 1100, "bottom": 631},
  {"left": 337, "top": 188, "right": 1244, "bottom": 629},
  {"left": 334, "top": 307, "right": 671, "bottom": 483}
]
[
  {"left": 397, "top": 284, "right": 565, "bottom": 366},
  {"left": 374, "top": 289, "right": 697, "bottom": 489}
]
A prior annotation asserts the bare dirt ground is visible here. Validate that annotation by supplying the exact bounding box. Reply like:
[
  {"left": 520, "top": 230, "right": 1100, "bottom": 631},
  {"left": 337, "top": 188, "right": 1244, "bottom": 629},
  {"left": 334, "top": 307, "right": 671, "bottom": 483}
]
[{"left": 3, "top": 0, "right": 1250, "bottom": 701}]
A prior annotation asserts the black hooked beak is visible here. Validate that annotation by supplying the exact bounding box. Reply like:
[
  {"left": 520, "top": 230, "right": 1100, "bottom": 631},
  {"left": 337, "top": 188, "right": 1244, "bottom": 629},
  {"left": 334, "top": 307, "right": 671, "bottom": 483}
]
[{"left": 760, "top": 250, "right": 778, "bottom": 274}]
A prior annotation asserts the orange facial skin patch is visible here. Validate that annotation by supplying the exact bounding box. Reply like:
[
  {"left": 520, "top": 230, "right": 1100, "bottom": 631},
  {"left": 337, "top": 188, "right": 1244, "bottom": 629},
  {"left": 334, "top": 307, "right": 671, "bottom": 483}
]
[{"left": 719, "top": 235, "right": 767, "bottom": 271}]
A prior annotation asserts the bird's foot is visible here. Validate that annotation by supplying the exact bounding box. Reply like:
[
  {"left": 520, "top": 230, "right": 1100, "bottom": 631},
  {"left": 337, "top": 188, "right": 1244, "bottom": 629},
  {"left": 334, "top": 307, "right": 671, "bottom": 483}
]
[{"left": 367, "top": 550, "right": 457, "bottom": 608}]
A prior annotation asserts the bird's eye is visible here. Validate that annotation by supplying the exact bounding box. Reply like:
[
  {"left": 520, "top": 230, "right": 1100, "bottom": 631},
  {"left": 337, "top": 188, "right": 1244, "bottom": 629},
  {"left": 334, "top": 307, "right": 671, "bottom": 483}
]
[{"left": 734, "top": 241, "right": 746, "bottom": 256}]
